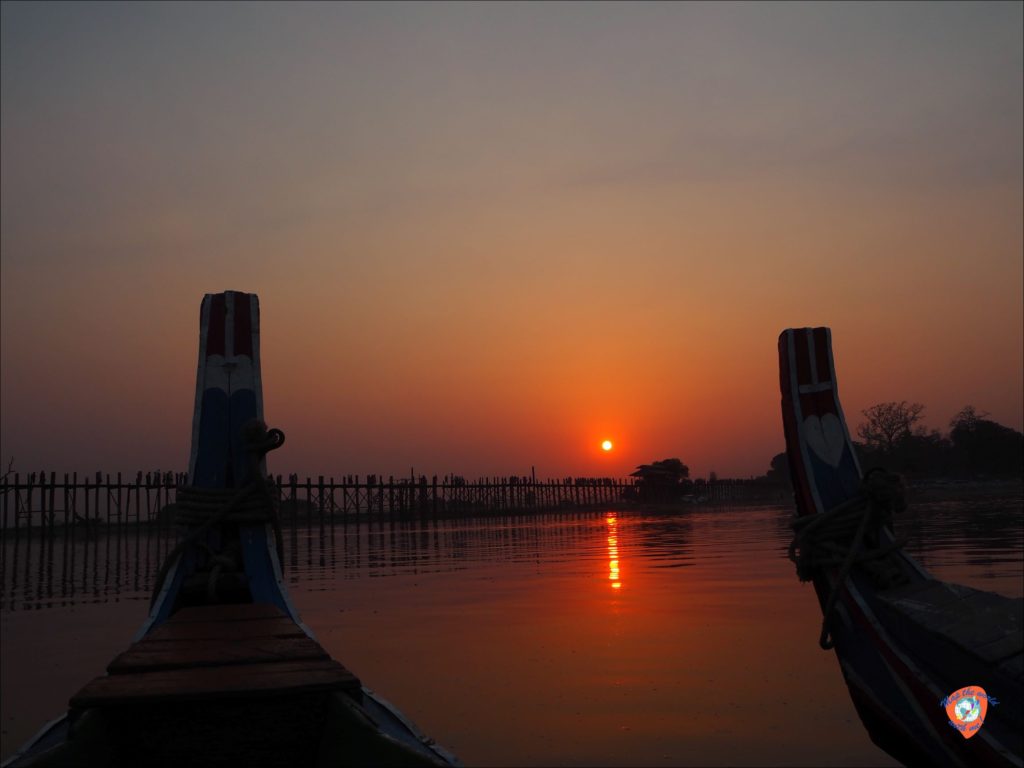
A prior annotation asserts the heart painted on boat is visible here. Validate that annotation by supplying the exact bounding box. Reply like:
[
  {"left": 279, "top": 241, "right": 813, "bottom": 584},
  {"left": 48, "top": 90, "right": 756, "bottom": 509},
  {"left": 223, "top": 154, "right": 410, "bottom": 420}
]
[
  {"left": 802, "top": 413, "right": 846, "bottom": 468},
  {"left": 943, "top": 685, "right": 989, "bottom": 739}
]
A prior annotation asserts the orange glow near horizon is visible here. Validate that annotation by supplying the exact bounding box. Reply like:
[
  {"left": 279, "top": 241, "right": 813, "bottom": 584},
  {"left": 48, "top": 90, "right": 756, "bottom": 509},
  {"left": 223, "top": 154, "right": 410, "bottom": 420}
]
[{"left": 0, "top": 4, "right": 1021, "bottom": 479}]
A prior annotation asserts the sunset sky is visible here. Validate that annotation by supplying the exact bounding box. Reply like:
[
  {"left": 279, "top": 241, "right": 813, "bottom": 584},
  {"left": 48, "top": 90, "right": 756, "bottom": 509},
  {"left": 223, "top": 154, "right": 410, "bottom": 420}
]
[{"left": 2, "top": 2, "right": 1021, "bottom": 480}]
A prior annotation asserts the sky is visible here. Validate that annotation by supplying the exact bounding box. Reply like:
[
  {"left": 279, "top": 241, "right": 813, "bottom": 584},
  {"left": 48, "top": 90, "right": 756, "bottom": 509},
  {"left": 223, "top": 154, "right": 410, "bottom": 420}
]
[{"left": 1, "top": 1, "right": 1022, "bottom": 481}]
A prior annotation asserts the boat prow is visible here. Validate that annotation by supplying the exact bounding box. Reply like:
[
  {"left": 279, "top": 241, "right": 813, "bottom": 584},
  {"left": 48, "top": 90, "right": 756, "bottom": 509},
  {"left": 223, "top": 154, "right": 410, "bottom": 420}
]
[
  {"left": 779, "top": 327, "right": 1022, "bottom": 768},
  {"left": 4, "top": 292, "right": 458, "bottom": 767}
]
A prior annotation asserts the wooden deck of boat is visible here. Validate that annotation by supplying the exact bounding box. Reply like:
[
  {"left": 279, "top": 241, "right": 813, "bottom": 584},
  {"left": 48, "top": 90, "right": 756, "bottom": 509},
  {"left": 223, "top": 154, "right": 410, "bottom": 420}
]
[
  {"left": 70, "top": 603, "right": 360, "bottom": 709},
  {"left": 876, "top": 578, "right": 1024, "bottom": 686}
]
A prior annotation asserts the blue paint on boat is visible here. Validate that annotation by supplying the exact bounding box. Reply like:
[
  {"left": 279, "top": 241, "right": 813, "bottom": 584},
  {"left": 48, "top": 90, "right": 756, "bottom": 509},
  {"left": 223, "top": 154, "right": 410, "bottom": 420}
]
[
  {"left": 805, "top": 444, "right": 861, "bottom": 511},
  {"left": 230, "top": 388, "right": 259, "bottom": 484},
  {"left": 193, "top": 388, "right": 230, "bottom": 487}
]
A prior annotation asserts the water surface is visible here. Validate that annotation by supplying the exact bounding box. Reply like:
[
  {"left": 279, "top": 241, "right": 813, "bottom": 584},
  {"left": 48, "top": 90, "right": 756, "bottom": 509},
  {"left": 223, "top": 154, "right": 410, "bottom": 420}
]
[{"left": 2, "top": 489, "right": 1021, "bottom": 766}]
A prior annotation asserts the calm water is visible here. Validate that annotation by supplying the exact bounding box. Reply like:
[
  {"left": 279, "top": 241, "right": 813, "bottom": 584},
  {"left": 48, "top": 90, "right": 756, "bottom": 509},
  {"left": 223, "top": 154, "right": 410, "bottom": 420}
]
[{"left": 1, "top": 488, "right": 1021, "bottom": 766}]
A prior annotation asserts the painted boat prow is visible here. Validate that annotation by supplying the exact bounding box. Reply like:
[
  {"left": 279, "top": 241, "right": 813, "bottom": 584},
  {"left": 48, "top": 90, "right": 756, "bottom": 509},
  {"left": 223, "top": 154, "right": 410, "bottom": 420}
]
[
  {"left": 141, "top": 292, "right": 299, "bottom": 635},
  {"left": 779, "top": 326, "right": 1022, "bottom": 768},
  {"left": 4, "top": 291, "right": 458, "bottom": 768},
  {"left": 778, "top": 327, "right": 864, "bottom": 520}
]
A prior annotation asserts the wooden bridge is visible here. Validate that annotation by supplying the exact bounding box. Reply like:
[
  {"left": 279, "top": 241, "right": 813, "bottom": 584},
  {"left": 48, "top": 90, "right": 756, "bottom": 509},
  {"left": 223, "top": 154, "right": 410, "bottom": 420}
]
[
  {"left": 0, "top": 470, "right": 785, "bottom": 534},
  {"left": 0, "top": 471, "right": 639, "bottom": 532}
]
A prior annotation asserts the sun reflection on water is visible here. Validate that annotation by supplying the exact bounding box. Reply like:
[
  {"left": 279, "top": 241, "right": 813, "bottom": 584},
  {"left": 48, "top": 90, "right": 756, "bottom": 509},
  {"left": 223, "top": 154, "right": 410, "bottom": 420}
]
[{"left": 606, "top": 513, "right": 621, "bottom": 589}]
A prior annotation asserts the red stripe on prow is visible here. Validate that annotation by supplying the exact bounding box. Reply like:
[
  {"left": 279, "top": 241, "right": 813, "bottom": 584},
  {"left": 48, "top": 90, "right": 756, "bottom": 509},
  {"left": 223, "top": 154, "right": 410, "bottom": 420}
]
[
  {"left": 779, "top": 331, "right": 815, "bottom": 518},
  {"left": 232, "top": 292, "right": 253, "bottom": 358},
  {"left": 800, "top": 388, "right": 837, "bottom": 418},
  {"left": 813, "top": 328, "right": 831, "bottom": 383},
  {"left": 794, "top": 329, "right": 812, "bottom": 386},
  {"left": 207, "top": 294, "right": 226, "bottom": 357}
]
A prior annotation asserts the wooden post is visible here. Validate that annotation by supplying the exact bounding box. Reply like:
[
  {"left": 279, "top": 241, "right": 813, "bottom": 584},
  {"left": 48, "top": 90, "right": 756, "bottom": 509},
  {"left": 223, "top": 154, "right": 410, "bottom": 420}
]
[
  {"left": 36, "top": 471, "right": 47, "bottom": 553},
  {"left": 317, "top": 475, "right": 326, "bottom": 543},
  {"left": 134, "top": 472, "right": 142, "bottom": 522},
  {"left": 133, "top": 472, "right": 141, "bottom": 574},
  {"left": 1, "top": 471, "right": 8, "bottom": 536},
  {"left": 81, "top": 475, "right": 90, "bottom": 594},
  {"left": 104, "top": 474, "right": 110, "bottom": 524},
  {"left": 49, "top": 471, "right": 57, "bottom": 531},
  {"left": 114, "top": 472, "right": 123, "bottom": 584},
  {"left": 25, "top": 472, "right": 34, "bottom": 531},
  {"left": 302, "top": 475, "right": 311, "bottom": 522},
  {"left": 288, "top": 474, "right": 298, "bottom": 525},
  {"left": 62, "top": 473, "right": 70, "bottom": 584},
  {"left": 34, "top": 471, "right": 43, "bottom": 534},
  {"left": 327, "top": 476, "right": 335, "bottom": 526},
  {"left": 68, "top": 476, "right": 77, "bottom": 600}
]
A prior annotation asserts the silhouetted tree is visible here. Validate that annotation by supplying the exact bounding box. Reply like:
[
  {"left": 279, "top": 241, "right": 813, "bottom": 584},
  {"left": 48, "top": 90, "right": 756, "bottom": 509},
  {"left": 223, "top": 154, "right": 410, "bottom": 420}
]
[
  {"left": 949, "top": 405, "right": 1024, "bottom": 476},
  {"left": 857, "top": 401, "right": 926, "bottom": 454},
  {"left": 950, "top": 405, "right": 986, "bottom": 433},
  {"left": 898, "top": 429, "right": 952, "bottom": 477},
  {"left": 854, "top": 429, "right": 951, "bottom": 477},
  {"left": 630, "top": 458, "right": 692, "bottom": 502},
  {"left": 765, "top": 452, "right": 791, "bottom": 487},
  {"left": 852, "top": 403, "right": 1021, "bottom": 478}
]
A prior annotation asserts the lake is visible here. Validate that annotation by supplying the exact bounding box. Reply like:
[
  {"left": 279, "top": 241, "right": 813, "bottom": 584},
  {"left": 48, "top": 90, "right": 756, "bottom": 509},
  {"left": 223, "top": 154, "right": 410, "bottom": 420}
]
[{"left": 1, "top": 484, "right": 1021, "bottom": 766}]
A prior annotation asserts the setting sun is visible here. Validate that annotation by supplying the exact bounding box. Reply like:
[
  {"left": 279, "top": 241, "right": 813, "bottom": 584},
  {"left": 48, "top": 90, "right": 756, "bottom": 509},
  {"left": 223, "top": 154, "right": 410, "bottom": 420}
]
[{"left": 601, "top": 440, "right": 613, "bottom": 452}]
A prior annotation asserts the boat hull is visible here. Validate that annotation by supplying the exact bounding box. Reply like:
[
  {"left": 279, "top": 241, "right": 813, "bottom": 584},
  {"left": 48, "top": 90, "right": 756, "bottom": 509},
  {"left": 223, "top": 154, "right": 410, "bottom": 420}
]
[
  {"left": 779, "top": 327, "right": 1022, "bottom": 768},
  {"left": 3, "top": 292, "right": 457, "bottom": 767}
]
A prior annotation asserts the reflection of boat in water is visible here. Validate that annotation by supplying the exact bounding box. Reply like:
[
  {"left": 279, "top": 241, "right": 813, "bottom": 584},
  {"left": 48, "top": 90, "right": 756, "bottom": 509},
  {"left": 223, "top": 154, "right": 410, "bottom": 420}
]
[
  {"left": 779, "top": 327, "right": 1021, "bottom": 768},
  {"left": 4, "top": 292, "right": 456, "bottom": 768}
]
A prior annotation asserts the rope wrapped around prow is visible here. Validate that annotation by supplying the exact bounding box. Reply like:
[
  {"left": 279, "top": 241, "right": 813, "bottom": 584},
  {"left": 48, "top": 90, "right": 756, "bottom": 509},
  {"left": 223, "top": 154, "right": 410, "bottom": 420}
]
[
  {"left": 788, "top": 468, "right": 909, "bottom": 649},
  {"left": 150, "top": 421, "right": 286, "bottom": 606}
]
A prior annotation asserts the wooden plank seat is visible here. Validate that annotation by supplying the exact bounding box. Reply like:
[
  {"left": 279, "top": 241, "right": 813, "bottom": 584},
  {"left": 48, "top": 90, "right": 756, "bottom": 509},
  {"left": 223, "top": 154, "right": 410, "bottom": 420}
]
[
  {"left": 875, "top": 578, "right": 1024, "bottom": 725},
  {"left": 168, "top": 603, "right": 287, "bottom": 622},
  {"left": 107, "top": 635, "right": 330, "bottom": 674},
  {"left": 70, "top": 659, "right": 359, "bottom": 708},
  {"left": 70, "top": 603, "right": 360, "bottom": 709},
  {"left": 131, "top": 600, "right": 307, "bottom": 643},
  {"left": 877, "top": 579, "right": 1024, "bottom": 665}
]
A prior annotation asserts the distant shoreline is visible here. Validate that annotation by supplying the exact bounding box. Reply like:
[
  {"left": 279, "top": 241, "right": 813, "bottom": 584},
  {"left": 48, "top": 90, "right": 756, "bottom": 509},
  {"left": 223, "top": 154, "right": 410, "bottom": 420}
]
[{"left": 903, "top": 476, "right": 1023, "bottom": 503}]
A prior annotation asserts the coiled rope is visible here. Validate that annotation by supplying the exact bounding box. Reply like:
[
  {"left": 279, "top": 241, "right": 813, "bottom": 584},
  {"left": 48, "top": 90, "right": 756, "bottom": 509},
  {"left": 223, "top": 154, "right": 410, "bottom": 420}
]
[
  {"left": 788, "top": 468, "right": 909, "bottom": 649},
  {"left": 150, "top": 422, "right": 286, "bottom": 607}
]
